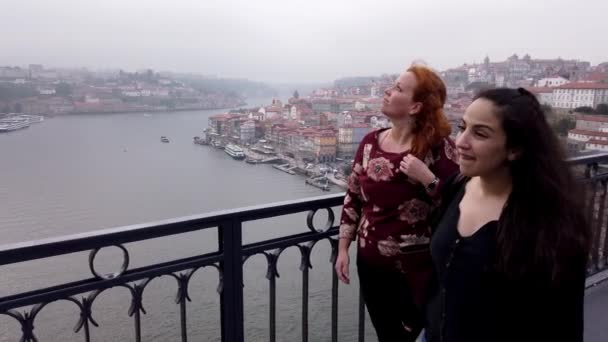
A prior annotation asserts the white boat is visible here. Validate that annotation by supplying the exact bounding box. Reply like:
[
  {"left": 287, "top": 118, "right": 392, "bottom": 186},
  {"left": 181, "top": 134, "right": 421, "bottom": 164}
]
[
  {"left": 224, "top": 144, "right": 246, "bottom": 160},
  {"left": 194, "top": 136, "right": 208, "bottom": 145},
  {"left": 17, "top": 115, "right": 44, "bottom": 124},
  {"left": 0, "top": 118, "right": 30, "bottom": 133},
  {"left": 251, "top": 145, "right": 276, "bottom": 155}
]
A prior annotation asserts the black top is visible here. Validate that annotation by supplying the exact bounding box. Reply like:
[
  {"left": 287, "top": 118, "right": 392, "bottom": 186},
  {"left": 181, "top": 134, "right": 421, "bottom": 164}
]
[{"left": 426, "top": 179, "right": 585, "bottom": 342}]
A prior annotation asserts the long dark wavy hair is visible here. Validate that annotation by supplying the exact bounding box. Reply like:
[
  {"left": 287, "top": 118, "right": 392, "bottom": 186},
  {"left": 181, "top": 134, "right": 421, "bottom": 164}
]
[{"left": 475, "top": 88, "right": 589, "bottom": 283}]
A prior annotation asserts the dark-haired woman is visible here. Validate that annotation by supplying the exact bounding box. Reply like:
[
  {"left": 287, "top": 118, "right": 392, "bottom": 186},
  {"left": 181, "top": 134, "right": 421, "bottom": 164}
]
[{"left": 425, "top": 88, "right": 589, "bottom": 342}]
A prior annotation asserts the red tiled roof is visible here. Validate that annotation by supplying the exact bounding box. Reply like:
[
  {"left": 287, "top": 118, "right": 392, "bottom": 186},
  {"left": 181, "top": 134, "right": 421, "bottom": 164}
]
[
  {"left": 575, "top": 114, "right": 608, "bottom": 123},
  {"left": 556, "top": 82, "right": 608, "bottom": 90},
  {"left": 581, "top": 72, "right": 608, "bottom": 82},
  {"left": 569, "top": 129, "right": 608, "bottom": 137},
  {"left": 526, "top": 87, "right": 553, "bottom": 94},
  {"left": 311, "top": 99, "right": 335, "bottom": 104},
  {"left": 340, "top": 124, "right": 371, "bottom": 129},
  {"left": 336, "top": 99, "right": 356, "bottom": 104},
  {"left": 351, "top": 111, "right": 379, "bottom": 117},
  {"left": 265, "top": 106, "right": 282, "bottom": 112},
  {"left": 586, "top": 139, "right": 608, "bottom": 145},
  {"left": 209, "top": 113, "right": 234, "bottom": 120},
  {"left": 361, "top": 98, "right": 383, "bottom": 103}
]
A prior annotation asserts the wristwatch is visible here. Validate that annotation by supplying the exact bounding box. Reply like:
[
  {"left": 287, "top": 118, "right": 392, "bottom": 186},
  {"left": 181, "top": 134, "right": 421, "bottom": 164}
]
[{"left": 426, "top": 176, "right": 440, "bottom": 192}]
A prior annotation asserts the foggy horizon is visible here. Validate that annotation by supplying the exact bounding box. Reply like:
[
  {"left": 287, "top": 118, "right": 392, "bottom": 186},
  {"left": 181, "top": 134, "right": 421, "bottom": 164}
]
[{"left": 2, "top": 0, "right": 607, "bottom": 83}]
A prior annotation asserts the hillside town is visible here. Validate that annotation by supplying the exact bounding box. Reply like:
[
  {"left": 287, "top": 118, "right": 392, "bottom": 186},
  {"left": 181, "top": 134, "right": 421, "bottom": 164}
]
[
  {"left": 0, "top": 65, "right": 245, "bottom": 115},
  {"left": 3, "top": 54, "right": 608, "bottom": 158},
  {"left": 201, "top": 54, "right": 608, "bottom": 170}
]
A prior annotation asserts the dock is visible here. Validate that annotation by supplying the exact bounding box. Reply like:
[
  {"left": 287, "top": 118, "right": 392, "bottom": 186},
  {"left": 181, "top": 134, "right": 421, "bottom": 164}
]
[
  {"left": 305, "top": 177, "right": 331, "bottom": 191},
  {"left": 273, "top": 163, "right": 297, "bottom": 175},
  {"left": 326, "top": 174, "right": 347, "bottom": 189}
]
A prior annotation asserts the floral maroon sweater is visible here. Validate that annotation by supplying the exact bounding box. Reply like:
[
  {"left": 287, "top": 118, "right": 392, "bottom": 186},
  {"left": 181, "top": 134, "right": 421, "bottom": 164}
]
[{"left": 339, "top": 128, "right": 459, "bottom": 304}]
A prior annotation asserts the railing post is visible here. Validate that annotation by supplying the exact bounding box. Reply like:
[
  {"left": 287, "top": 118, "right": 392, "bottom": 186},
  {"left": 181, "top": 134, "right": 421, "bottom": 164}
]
[
  {"left": 358, "top": 288, "right": 365, "bottom": 342},
  {"left": 220, "top": 218, "right": 245, "bottom": 342}
]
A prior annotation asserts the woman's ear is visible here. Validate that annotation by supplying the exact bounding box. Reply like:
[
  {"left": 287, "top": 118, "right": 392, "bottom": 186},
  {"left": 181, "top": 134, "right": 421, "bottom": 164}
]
[{"left": 409, "top": 102, "right": 422, "bottom": 115}]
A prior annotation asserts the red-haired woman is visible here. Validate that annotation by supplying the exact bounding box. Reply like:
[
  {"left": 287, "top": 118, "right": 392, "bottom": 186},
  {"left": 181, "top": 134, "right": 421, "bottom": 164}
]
[{"left": 335, "top": 65, "right": 459, "bottom": 341}]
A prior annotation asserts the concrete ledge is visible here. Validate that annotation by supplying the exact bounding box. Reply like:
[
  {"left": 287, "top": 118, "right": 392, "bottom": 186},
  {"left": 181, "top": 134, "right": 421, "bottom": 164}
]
[{"left": 586, "top": 269, "right": 608, "bottom": 289}]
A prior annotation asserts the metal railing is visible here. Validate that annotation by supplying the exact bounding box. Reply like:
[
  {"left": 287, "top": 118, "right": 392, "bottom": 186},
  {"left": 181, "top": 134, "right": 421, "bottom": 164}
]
[
  {"left": 572, "top": 153, "right": 608, "bottom": 278},
  {"left": 1, "top": 153, "right": 608, "bottom": 342},
  {"left": 0, "top": 194, "right": 351, "bottom": 342}
]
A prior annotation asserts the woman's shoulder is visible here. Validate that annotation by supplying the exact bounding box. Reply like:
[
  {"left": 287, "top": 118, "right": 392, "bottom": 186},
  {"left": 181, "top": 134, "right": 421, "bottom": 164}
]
[
  {"left": 443, "top": 173, "right": 468, "bottom": 196},
  {"left": 433, "top": 136, "right": 458, "bottom": 161},
  {"left": 355, "top": 128, "right": 388, "bottom": 150},
  {"left": 433, "top": 136, "right": 456, "bottom": 150},
  {"left": 362, "top": 128, "right": 388, "bottom": 143}
]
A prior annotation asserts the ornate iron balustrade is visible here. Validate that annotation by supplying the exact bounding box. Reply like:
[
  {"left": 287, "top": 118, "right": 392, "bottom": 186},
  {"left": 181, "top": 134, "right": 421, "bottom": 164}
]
[
  {"left": 570, "top": 153, "right": 608, "bottom": 278},
  {"left": 0, "top": 194, "right": 354, "bottom": 342},
  {"left": 0, "top": 153, "right": 607, "bottom": 342}
]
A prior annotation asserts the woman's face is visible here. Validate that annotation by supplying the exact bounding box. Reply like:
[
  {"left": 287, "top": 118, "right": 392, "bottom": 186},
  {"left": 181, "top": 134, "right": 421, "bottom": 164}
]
[
  {"left": 381, "top": 71, "right": 421, "bottom": 120},
  {"left": 456, "top": 98, "right": 514, "bottom": 177}
]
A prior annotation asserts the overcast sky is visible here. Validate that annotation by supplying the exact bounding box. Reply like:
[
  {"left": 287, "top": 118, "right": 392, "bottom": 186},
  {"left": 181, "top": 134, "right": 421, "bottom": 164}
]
[{"left": 1, "top": 0, "right": 607, "bottom": 83}]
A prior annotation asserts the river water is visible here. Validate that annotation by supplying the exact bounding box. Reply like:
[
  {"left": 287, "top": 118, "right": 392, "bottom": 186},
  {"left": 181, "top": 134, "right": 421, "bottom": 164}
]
[{"left": 0, "top": 104, "right": 374, "bottom": 341}]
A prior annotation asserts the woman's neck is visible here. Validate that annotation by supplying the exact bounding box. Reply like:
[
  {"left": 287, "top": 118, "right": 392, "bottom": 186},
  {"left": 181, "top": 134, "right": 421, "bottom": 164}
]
[
  {"left": 477, "top": 167, "right": 513, "bottom": 198},
  {"left": 388, "top": 120, "right": 414, "bottom": 146}
]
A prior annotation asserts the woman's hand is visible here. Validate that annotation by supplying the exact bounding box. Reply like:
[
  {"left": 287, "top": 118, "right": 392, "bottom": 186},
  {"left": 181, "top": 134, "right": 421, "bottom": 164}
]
[
  {"left": 334, "top": 249, "right": 350, "bottom": 284},
  {"left": 400, "top": 155, "right": 435, "bottom": 186}
]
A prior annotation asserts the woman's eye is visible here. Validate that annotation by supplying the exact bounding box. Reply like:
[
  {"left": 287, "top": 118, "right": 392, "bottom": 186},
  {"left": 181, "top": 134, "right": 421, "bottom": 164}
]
[{"left": 474, "top": 131, "right": 488, "bottom": 138}]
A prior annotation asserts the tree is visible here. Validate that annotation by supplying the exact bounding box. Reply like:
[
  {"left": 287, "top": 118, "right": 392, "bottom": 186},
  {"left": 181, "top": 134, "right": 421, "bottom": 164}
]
[
  {"left": 552, "top": 117, "right": 575, "bottom": 136},
  {"left": 293, "top": 90, "right": 300, "bottom": 99},
  {"left": 0, "top": 85, "right": 37, "bottom": 101},
  {"left": 111, "top": 88, "right": 122, "bottom": 97},
  {"left": 465, "top": 81, "right": 494, "bottom": 94},
  {"left": 573, "top": 106, "right": 594, "bottom": 114},
  {"left": 342, "top": 163, "right": 352, "bottom": 177},
  {"left": 55, "top": 82, "right": 73, "bottom": 97},
  {"left": 540, "top": 104, "right": 555, "bottom": 120},
  {"left": 596, "top": 103, "right": 608, "bottom": 115},
  {"left": 540, "top": 104, "right": 553, "bottom": 113},
  {"left": 160, "top": 99, "right": 175, "bottom": 109}
]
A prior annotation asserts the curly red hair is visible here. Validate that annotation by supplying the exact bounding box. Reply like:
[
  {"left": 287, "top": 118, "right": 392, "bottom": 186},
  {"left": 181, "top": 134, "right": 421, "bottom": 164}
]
[{"left": 407, "top": 65, "right": 452, "bottom": 158}]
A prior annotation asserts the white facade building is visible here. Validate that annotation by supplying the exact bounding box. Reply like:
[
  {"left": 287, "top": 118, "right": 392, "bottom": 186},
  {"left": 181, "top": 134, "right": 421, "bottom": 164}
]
[{"left": 552, "top": 83, "right": 608, "bottom": 109}]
